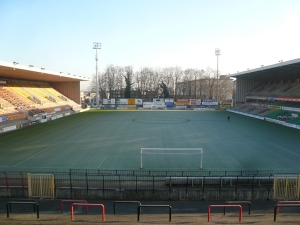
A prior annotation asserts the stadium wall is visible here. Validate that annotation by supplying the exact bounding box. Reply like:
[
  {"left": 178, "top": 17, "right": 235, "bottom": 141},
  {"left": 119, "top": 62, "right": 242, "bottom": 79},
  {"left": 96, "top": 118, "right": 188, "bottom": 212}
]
[
  {"left": 236, "top": 78, "right": 261, "bottom": 103},
  {"left": 51, "top": 81, "right": 80, "bottom": 104}
]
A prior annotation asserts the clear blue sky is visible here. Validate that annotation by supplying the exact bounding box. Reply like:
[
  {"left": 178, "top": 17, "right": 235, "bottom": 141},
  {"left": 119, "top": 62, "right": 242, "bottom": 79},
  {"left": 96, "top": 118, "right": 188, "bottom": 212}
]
[{"left": 1, "top": 0, "right": 300, "bottom": 90}]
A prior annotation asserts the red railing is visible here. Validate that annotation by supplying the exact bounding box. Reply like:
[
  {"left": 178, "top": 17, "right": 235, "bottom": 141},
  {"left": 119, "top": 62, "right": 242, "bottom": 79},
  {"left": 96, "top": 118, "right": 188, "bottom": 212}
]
[
  {"left": 60, "top": 199, "right": 88, "bottom": 213},
  {"left": 71, "top": 203, "right": 105, "bottom": 221}
]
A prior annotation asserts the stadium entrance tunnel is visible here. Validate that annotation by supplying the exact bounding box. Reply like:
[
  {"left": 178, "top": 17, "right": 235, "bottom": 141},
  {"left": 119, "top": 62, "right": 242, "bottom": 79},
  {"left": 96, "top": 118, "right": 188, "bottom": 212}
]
[{"left": 132, "top": 117, "right": 190, "bottom": 124}]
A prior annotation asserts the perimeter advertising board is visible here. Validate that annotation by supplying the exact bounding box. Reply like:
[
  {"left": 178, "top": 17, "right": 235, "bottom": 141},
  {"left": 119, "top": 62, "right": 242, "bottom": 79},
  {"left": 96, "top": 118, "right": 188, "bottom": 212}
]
[
  {"left": 135, "top": 99, "right": 143, "bottom": 105},
  {"left": 103, "top": 99, "right": 116, "bottom": 104},
  {"left": 116, "top": 99, "right": 128, "bottom": 105},
  {"left": 165, "top": 98, "right": 174, "bottom": 108},
  {"left": 0, "top": 116, "right": 8, "bottom": 123},
  {"left": 128, "top": 98, "right": 135, "bottom": 105},
  {"left": 143, "top": 102, "right": 153, "bottom": 109},
  {"left": 153, "top": 98, "right": 164, "bottom": 103},
  {"left": 202, "top": 99, "right": 218, "bottom": 105},
  {"left": 176, "top": 99, "right": 189, "bottom": 105}
]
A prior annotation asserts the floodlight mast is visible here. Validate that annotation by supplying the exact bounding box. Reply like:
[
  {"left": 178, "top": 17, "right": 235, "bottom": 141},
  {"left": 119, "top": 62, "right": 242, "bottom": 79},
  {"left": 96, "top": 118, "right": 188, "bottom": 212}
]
[
  {"left": 93, "top": 42, "right": 101, "bottom": 108},
  {"left": 215, "top": 48, "right": 220, "bottom": 101}
]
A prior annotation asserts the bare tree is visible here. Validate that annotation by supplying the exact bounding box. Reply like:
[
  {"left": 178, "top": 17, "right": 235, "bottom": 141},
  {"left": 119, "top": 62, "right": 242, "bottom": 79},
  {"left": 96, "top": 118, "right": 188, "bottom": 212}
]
[
  {"left": 203, "top": 67, "right": 217, "bottom": 99},
  {"left": 135, "top": 67, "right": 152, "bottom": 98},
  {"left": 87, "top": 64, "right": 232, "bottom": 103},
  {"left": 124, "top": 66, "right": 134, "bottom": 98},
  {"left": 115, "top": 66, "right": 124, "bottom": 98},
  {"left": 173, "top": 67, "right": 183, "bottom": 100},
  {"left": 160, "top": 67, "right": 175, "bottom": 98},
  {"left": 195, "top": 69, "right": 206, "bottom": 99}
]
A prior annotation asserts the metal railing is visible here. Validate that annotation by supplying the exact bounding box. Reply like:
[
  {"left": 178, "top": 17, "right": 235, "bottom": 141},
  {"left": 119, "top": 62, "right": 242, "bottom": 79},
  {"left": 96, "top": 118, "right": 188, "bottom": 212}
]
[{"left": 0, "top": 169, "right": 275, "bottom": 199}]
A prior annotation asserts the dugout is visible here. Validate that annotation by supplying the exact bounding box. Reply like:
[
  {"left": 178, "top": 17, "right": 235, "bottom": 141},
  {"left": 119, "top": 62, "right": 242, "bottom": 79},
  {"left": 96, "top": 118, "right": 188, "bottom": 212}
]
[
  {"left": 230, "top": 58, "right": 300, "bottom": 106},
  {"left": 0, "top": 61, "right": 90, "bottom": 104}
]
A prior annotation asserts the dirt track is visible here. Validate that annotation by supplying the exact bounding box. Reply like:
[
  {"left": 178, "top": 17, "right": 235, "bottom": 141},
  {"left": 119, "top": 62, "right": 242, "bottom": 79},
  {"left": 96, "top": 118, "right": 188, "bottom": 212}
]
[{"left": 1, "top": 199, "right": 300, "bottom": 224}]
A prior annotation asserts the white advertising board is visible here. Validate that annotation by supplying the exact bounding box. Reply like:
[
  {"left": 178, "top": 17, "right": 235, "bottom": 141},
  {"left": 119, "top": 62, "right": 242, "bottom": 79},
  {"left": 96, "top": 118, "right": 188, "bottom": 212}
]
[{"left": 135, "top": 99, "right": 143, "bottom": 105}]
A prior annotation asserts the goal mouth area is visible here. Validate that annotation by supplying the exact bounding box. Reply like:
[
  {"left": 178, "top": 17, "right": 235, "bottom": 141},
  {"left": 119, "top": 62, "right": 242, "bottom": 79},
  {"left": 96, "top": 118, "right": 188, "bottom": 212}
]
[{"left": 140, "top": 148, "right": 203, "bottom": 169}]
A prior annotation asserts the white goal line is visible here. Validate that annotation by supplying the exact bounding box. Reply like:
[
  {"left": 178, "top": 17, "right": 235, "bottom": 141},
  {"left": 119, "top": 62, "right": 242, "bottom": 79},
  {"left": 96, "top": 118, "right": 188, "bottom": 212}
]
[{"left": 140, "top": 148, "right": 203, "bottom": 169}]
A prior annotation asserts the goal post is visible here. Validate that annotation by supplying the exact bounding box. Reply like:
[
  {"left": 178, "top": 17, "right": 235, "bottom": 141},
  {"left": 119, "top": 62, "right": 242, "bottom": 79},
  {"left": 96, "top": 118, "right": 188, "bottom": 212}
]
[{"left": 140, "top": 148, "right": 203, "bottom": 169}]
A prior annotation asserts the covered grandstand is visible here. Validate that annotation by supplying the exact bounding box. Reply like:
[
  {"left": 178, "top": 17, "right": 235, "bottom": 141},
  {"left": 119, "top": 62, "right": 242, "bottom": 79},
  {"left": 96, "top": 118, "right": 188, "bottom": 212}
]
[
  {"left": 229, "top": 58, "right": 300, "bottom": 129},
  {"left": 0, "top": 61, "right": 89, "bottom": 132}
]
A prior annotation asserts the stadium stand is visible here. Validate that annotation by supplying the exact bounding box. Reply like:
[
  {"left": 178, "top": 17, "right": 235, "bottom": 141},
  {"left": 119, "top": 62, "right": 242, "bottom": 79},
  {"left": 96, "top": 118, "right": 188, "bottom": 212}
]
[
  {"left": 0, "top": 82, "right": 82, "bottom": 124},
  {"left": 230, "top": 58, "right": 300, "bottom": 129}
]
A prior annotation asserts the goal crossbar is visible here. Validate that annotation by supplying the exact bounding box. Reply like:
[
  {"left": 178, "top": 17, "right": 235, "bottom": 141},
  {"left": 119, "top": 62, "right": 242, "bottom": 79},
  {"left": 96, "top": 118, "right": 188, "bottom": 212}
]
[{"left": 140, "top": 148, "right": 203, "bottom": 169}]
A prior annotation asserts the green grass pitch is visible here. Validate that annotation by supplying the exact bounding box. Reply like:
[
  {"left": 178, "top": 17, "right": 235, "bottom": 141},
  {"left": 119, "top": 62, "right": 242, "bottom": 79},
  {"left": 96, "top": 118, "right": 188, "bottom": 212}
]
[{"left": 1, "top": 110, "right": 300, "bottom": 173}]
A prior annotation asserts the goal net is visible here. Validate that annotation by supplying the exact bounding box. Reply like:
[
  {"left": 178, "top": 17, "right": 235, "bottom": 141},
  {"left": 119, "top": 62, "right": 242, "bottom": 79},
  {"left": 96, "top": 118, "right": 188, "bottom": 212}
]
[{"left": 140, "top": 148, "right": 203, "bottom": 169}]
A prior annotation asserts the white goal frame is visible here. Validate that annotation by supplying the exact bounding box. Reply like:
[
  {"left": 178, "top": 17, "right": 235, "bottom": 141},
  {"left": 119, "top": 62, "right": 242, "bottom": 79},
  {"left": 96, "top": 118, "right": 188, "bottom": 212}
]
[{"left": 140, "top": 148, "right": 203, "bottom": 169}]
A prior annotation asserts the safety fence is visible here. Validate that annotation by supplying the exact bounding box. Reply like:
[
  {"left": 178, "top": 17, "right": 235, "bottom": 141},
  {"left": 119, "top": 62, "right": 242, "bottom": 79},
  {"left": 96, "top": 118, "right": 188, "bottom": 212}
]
[{"left": 0, "top": 169, "right": 280, "bottom": 200}]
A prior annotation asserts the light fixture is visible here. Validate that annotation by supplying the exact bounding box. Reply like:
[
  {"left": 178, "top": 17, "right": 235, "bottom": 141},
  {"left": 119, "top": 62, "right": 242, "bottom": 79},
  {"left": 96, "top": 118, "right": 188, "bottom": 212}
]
[
  {"left": 215, "top": 48, "right": 220, "bottom": 101},
  {"left": 29, "top": 65, "right": 34, "bottom": 68},
  {"left": 93, "top": 42, "right": 102, "bottom": 108}
]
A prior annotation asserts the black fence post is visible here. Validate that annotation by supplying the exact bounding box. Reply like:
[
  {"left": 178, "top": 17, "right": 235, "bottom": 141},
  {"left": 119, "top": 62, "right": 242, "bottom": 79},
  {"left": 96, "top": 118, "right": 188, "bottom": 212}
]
[
  {"left": 85, "top": 170, "right": 88, "bottom": 197},
  {"left": 219, "top": 176, "right": 222, "bottom": 194},
  {"left": 102, "top": 175, "right": 105, "bottom": 198},
  {"left": 202, "top": 176, "right": 205, "bottom": 200},
  {"left": 119, "top": 175, "right": 121, "bottom": 193},
  {"left": 186, "top": 177, "right": 188, "bottom": 194},
  {"left": 20, "top": 172, "right": 25, "bottom": 196},
  {"left": 268, "top": 174, "right": 272, "bottom": 200},
  {"left": 169, "top": 177, "right": 172, "bottom": 194},
  {"left": 235, "top": 176, "right": 239, "bottom": 200},
  {"left": 252, "top": 176, "right": 254, "bottom": 196},
  {"left": 136, "top": 175, "right": 138, "bottom": 194},
  {"left": 152, "top": 175, "right": 155, "bottom": 194},
  {"left": 69, "top": 170, "right": 73, "bottom": 198},
  {"left": 4, "top": 172, "right": 9, "bottom": 196}
]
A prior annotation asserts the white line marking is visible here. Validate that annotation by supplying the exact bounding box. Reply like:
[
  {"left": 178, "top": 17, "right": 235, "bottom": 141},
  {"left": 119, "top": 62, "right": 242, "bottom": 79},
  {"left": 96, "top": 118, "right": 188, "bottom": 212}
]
[
  {"left": 230, "top": 157, "right": 245, "bottom": 170},
  {"left": 13, "top": 143, "right": 58, "bottom": 167},
  {"left": 269, "top": 142, "right": 300, "bottom": 157},
  {"left": 98, "top": 156, "right": 107, "bottom": 169}
]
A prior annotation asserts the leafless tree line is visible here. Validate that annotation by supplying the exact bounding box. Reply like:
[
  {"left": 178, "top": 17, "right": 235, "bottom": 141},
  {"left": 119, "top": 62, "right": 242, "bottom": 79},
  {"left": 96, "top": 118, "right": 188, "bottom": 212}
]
[{"left": 89, "top": 65, "right": 233, "bottom": 102}]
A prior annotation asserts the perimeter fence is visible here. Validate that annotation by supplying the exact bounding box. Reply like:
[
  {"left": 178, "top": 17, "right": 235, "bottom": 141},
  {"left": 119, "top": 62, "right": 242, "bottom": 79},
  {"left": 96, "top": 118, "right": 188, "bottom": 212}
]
[{"left": 0, "top": 169, "right": 277, "bottom": 200}]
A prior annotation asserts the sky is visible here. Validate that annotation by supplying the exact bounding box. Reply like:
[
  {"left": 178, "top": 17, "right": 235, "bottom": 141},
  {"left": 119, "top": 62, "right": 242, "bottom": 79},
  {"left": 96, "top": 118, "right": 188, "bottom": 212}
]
[{"left": 1, "top": 0, "right": 300, "bottom": 90}]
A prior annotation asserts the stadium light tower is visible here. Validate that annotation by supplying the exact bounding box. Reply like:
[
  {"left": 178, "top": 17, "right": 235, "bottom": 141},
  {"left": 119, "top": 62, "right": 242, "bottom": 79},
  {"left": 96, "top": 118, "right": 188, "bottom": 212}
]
[
  {"left": 215, "top": 48, "right": 220, "bottom": 101},
  {"left": 93, "top": 42, "right": 101, "bottom": 108}
]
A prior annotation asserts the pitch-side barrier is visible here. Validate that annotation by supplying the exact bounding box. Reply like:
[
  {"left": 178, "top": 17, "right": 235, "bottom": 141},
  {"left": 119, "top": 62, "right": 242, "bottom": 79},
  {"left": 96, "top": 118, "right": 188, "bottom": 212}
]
[{"left": 166, "top": 176, "right": 272, "bottom": 186}]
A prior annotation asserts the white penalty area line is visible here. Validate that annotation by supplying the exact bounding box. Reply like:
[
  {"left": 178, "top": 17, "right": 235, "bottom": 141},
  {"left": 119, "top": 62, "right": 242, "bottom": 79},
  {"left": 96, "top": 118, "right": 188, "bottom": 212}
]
[
  {"left": 230, "top": 157, "right": 245, "bottom": 170},
  {"left": 97, "top": 156, "right": 107, "bottom": 169},
  {"left": 205, "top": 157, "right": 245, "bottom": 170},
  {"left": 13, "top": 143, "right": 58, "bottom": 167},
  {"left": 269, "top": 142, "right": 300, "bottom": 158},
  {"left": 97, "top": 156, "right": 138, "bottom": 169}
]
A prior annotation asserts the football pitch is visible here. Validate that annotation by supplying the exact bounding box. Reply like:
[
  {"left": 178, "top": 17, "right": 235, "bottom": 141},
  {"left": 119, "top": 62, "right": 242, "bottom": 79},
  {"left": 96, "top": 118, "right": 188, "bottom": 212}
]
[{"left": 1, "top": 110, "right": 300, "bottom": 173}]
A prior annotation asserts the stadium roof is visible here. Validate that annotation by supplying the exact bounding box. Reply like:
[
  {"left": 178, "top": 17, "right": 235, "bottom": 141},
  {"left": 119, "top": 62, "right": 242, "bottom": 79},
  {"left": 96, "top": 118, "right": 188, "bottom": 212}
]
[
  {"left": 0, "top": 61, "right": 90, "bottom": 83},
  {"left": 230, "top": 58, "right": 300, "bottom": 81}
]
